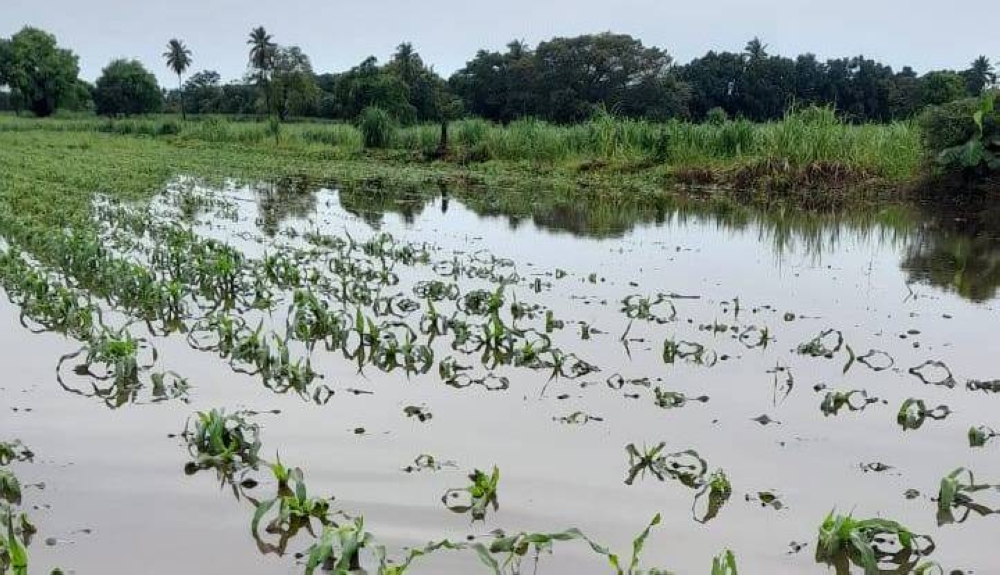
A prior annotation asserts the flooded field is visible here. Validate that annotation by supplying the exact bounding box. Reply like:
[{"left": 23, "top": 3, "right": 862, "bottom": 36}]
[{"left": 2, "top": 177, "right": 999, "bottom": 575}]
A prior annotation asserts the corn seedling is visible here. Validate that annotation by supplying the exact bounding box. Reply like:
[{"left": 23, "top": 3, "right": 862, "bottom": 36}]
[
  {"left": 0, "top": 443, "right": 32, "bottom": 467},
  {"left": 442, "top": 467, "right": 500, "bottom": 521},
  {"left": 796, "top": 329, "right": 844, "bottom": 358},
  {"left": 710, "top": 550, "right": 738, "bottom": 575},
  {"left": 897, "top": 399, "right": 951, "bottom": 431},
  {"left": 184, "top": 409, "right": 262, "bottom": 469},
  {"left": 820, "top": 389, "right": 878, "bottom": 416},
  {"left": 251, "top": 465, "right": 335, "bottom": 555},
  {"left": 968, "top": 426, "right": 997, "bottom": 447},
  {"left": 815, "top": 511, "right": 934, "bottom": 575},
  {"left": 936, "top": 468, "right": 999, "bottom": 525}
]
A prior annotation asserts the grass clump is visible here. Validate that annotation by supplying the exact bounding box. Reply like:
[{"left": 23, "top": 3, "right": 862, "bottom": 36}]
[{"left": 358, "top": 107, "right": 396, "bottom": 149}]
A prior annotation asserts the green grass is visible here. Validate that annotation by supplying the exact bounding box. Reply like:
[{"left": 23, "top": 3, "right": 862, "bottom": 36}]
[{"left": 0, "top": 108, "right": 923, "bottom": 184}]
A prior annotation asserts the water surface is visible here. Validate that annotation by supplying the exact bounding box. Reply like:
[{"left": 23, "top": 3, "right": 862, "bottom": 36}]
[{"left": 2, "top": 178, "right": 999, "bottom": 574}]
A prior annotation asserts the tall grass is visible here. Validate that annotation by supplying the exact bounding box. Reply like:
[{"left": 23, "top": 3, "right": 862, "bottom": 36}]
[{"left": 0, "top": 107, "right": 923, "bottom": 180}]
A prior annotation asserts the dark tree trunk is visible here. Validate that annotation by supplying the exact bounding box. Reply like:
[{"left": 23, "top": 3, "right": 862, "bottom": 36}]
[
  {"left": 436, "top": 119, "right": 449, "bottom": 157},
  {"left": 178, "top": 73, "right": 186, "bottom": 121},
  {"left": 30, "top": 96, "right": 55, "bottom": 117}
]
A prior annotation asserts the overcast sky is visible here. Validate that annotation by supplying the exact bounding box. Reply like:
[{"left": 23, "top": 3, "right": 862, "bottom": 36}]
[{"left": 3, "top": 0, "right": 995, "bottom": 85}]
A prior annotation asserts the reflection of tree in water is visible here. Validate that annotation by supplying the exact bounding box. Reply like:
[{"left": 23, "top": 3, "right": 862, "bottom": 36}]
[
  {"left": 337, "top": 183, "right": 427, "bottom": 229},
  {"left": 901, "top": 201, "right": 1000, "bottom": 303},
  {"left": 244, "top": 175, "right": 999, "bottom": 303},
  {"left": 530, "top": 201, "right": 656, "bottom": 238},
  {"left": 253, "top": 177, "right": 318, "bottom": 236}
]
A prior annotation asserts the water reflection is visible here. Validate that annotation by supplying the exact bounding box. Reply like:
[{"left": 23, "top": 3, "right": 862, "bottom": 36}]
[
  {"left": 246, "top": 178, "right": 1000, "bottom": 304},
  {"left": 901, "top": 201, "right": 1000, "bottom": 303},
  {"left": 253, "top": 177, "right": 317, "bottom": 236}
]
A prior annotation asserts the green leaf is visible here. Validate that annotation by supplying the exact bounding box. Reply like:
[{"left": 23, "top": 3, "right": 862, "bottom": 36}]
[
  {"left": 711, "top": 549, "right": 738, "bottom": 575},
  {"left": 250, "top": 497, "right": 277, "bottom": 535},
  {"left": 629, "top": 513, "right": 661, "bottom": 573},
  {"left": 470, "top": 542, "right": 501, "bottom": 575}
]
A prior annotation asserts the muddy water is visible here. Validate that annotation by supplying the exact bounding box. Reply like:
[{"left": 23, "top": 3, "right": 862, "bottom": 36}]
[{"left": 2, "top": 179, "right": 1000, "bottom": 575}]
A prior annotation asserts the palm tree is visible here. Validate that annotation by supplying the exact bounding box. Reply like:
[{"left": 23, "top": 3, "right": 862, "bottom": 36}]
[
  {"left": 248, "top": 26, "right": 276, "bottom": 114},
  {"left": 163, "top": 39, "right": 192, "bottom": 120},
  {"left": 506, "top": 40, "right": 528, "bottom": 59},
  {"left": 393, "top": 42, "right": 418, "bottom": 85},
  {"left": 743, "top": 37, "right": 768, "bottom": 63},
  {"left": 965, "top": 56, "right": 997, "bottom": 95}
]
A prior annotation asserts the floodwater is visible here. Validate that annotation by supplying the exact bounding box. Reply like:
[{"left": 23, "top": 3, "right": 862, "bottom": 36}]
[{"left": 2, "top": 178, "right": 999, "bottom": 575}]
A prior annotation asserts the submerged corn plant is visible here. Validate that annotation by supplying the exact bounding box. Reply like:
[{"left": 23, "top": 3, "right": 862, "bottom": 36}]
[
  {"left": 710, "top": 550, "right": 738, "bottom": 575},
  {"left": 251, "top": 463, "right": 335, "bottom": 556},
  {"left": 0, "top": 472, "right": 20, "bottom": 507},
  {"left": 624, "top": 443, "right": 708, "bottom": 489},
  {"left": 692, "top": 469, "right": 732, "bottom": 524},
  {"left": 0, "top": 508, "right": 29, "bottom": 575},
  {"left": 820, "top": 389, "right": 878, "bottom": 416},
  {"left": 815, "top": 511, "right": 934, "bottom": 575},
  {"left": 662, "top": 338, "right": 716, "bottom": 366},
  {"left": 968, "top": 425, "right": 998, "bottom": 447},
  {"left": 55, "top": 325, "right": 184, "bottom": 408},
  {"left": 442, "top": 467, "right": 500, "bottom": 521},
  {"left": 0, "top": 443, "right": 32, "bottom": 467},
  {"left": 936, "top": 468, "right": 999, "bottom": 525},
  {"left": 796, "top": 329, "right": 844, "bottom": 358},
  {"left": 183, "top": 409, "right": 262, "bottom": 470},
  {"left": 896, "top": 399, "right": 951, "bottom": 431}
]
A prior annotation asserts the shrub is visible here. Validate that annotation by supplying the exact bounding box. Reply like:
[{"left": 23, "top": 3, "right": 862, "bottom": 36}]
[
  {"left": 919, "top": 97, "right": 983, "bottom": 152},
  {"left": 706, "top": 107, "right": 729, "bottom": 126},
  {"left": 156, "top": 119, "right": 182, "bottom": 136},
  {"left": 921, "top": 92, "right": 1000, "bottom": 173},
  {"left": 357, "top": 106, "right": 395, "bottom": 149}
]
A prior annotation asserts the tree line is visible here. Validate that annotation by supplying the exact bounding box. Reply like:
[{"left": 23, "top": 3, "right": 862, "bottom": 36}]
[{"left": 1, "top": 26, "right": 996, "bottom": 124}]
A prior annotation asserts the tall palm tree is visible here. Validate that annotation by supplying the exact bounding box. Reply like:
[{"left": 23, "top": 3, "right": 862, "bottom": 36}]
[
  {"left": 248, "top": 26, "right": 276, "bottom": 115},
  {"left": 506, "top": 40, "right": 528, "bottom": 59},
  {"left": 163, "top": 39, "right": 192, "bottom": 120},
  {"left": 393, "top": 42, "right": 418, "bottom": 85},
  {"left": 965, "top": 56, "right": 997, "bottom": 95},
  {"left": 743, "top": 37, "right": 768, "bottom": 63}
]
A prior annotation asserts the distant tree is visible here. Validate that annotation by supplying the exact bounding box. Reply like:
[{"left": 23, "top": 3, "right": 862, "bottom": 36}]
[
  {"left": 679, "top": 51, "right": 744, "bottom": 119},
  {"left": 886, "top": 67, "right": 922, "bottom": 119},
  {"left": 323, "top": 56, "right": 415, "bottom": 122},
  {"left": 384, "top": 43, "right": 451, "bottom": 122},
  {"left": 247, "top": 26, "right": 276, "bottom": 115},
  {"left": 183, "top": 70, "right": 222, "bottom": 114},
  {"left": 964, "top": 56, "right": 997, "bottom": 96},
  {"left": 163, "top": 38, "right": 192, "bottom": 119},
  {"left": 920, "top": 70, "right": 968, "bottom": 107},
  {"left": 532, "top": 33, "right": 685, "bottom": 122},
  {"left": 739, "top": 52, "right": 796, "bottom": 121},
  {"left": 93, "top": 59, "right": 162, "bottom": 116},
  {"left": 743, "top": 37, "right": 769, "bottom": 63},
  {"left": 219, "top": 81, "right": 257, "bottom": 115},
  {"left": 1, "top": 27, "right": 79, "bottom": 116},
  {"left": 270, "top": 46, "right": 319, "bottom": 119},
  {"left": 391, "top": 42, "right": 420, "bottom": 85},
  {"left": 0, "top": 38, "right": 10, "bottom": 85},
  {"left": 63, "top": 78, "right": 94, "bottom": 112},
  {"left": 793, "top": 54, "right": 827, "bottom": 106}
]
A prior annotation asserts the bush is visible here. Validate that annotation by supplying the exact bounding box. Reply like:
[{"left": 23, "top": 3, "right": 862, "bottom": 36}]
[
  {"left": 918, "top": 97, "right": 994, "bottom": 153},
  {"left": 921, "top": 92, "right": 999, "bottom": 173},
  {"left": 706, "top": 107, "right": 728, "bottom": 126},
  {"left": 156, "top": 119, "right": 182, "bottom": 136},
  {"left": 358, "top": 106, "right": 396, "bottom": 149}
]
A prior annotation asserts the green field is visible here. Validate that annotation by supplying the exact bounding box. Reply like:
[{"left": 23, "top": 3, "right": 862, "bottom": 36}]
[{"left": 0, "top": 108, "right": 924, "bottom": 234}]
